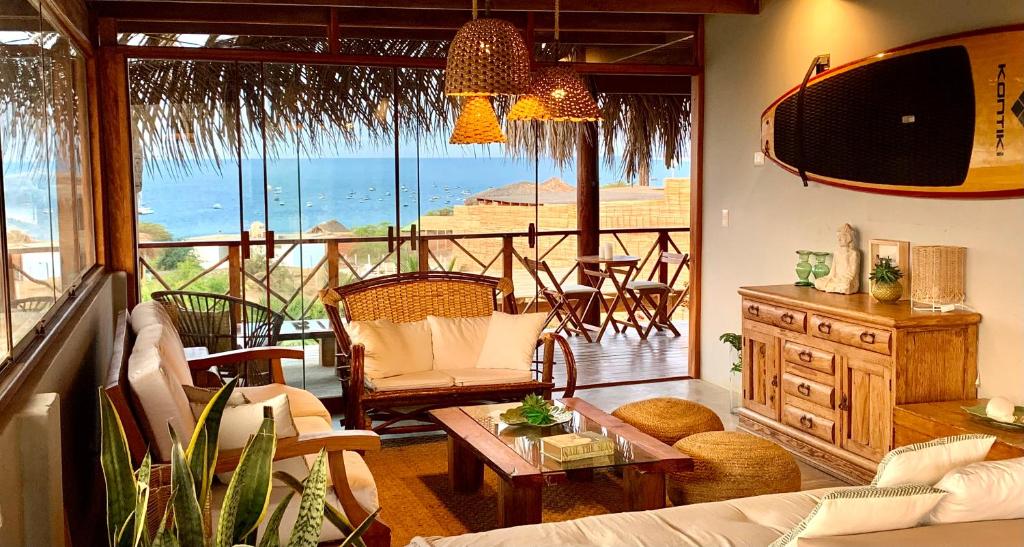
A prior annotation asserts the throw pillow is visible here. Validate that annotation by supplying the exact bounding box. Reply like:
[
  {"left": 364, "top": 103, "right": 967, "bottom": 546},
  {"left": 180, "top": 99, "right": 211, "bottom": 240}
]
[
  {"left": 427, "top": 315, "right": 490, "bottom": 370},
  {"left": 346, "top": 318, "right": 433, "bottom": 379},
  {"left": 770, "top": 485, "right": 947, "bottom": 547},
  {"left": 872, "top": 434, "right": 996, "bottom": 487},
  {"left": 209, "top": 393, "right": 298, "bottom": 483},
  {"left": 928, "top": 456, "right": 1024, "bottom": 524},
  {"left": 182, "top": 385, "right": 250, "bottom": 417},
  {"left": 476, "top": 312, "right": 548, "bottom": 371}
]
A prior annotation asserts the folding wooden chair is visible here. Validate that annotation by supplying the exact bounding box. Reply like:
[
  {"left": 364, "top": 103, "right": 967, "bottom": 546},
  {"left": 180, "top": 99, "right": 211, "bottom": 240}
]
[
  {"left": 522, "top": 256, "right": 601, "bottom": 342},
  {"left": 580, "top": 259, "right": 645, "bottom": 341},
  {"left": 626, "top": 252, "right": 690, "bottom": 338}
]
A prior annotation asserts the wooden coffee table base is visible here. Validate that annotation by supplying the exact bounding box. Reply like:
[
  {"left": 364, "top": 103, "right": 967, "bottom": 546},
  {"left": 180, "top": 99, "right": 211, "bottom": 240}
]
[{"left": 447, "top": 435, "right": 670, "bottom": 526}]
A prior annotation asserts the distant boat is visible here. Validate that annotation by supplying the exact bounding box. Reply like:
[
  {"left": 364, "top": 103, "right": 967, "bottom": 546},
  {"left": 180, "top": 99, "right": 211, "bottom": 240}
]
[
  {"left": 430, "top": 195, "right": 440, "bottom": 201},
  {"left": 305, "top": 201, "right": 313, "bottom": 208},
  {"left": 138, "top": 205, "right": 155, "bottom": 215},
  {"left": 273, "top": 186, "right": 282, "bottom": 194},
  {"left": 368, "top": 187, "right": 375, "bottom": 192},
  {"left": 211, "top": 203, "right": 222, "bottom": 210},
  {"left": 318, "top": 193, "right": 326, "bottom": 200},
  {"left": 377, "top": 198, "right": 384, "bottom": 202},
  {"left": 384, "top": 192, "right": 392, "bottom": 197}
]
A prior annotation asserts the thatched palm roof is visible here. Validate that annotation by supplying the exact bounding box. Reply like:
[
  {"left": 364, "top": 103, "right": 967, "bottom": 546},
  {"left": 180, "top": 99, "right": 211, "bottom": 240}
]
[{"left": 126, "top": 35, "right": 690, "bottom": 183}]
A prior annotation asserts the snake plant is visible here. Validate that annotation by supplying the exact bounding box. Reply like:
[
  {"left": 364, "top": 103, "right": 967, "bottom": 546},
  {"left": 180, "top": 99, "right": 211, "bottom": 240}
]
[{"left": 99, "top": 379, "right": 378, "bottom": 547}]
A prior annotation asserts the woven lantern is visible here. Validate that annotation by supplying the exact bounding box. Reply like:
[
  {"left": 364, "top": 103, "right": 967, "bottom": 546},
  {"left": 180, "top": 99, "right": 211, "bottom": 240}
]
[
  {"left": 532, "top": 66, "right": 601, "bottom": 122},
  {"left": 450, "top": 96, "right": 506, "bottom": 144},
  {"left": 911, "top": 245, "right": 966, "bottom": 308},
  {"left": 445, "top": 16, "right": 531, "bottom": 96},
  {"left": 508, "top": 93, "right": 551, "bottom": 121}
]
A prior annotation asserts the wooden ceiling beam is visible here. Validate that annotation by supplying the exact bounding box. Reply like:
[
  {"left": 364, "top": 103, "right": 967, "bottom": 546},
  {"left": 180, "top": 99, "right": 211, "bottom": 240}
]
[
  {"left": 592, "top": 74, "right": 691, "bottom": 95},
  {"left": 92, "top": 2, "right": 699, "bottom": 32},
  {"left": 93, "top": 0, "right": 758, "bottom": 15}
]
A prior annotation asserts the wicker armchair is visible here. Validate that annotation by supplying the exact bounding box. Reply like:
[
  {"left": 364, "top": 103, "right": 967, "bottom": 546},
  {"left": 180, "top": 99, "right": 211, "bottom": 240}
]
[
  {"left": 321, "top": 272, "right": 578, "bottom": 434},
  {"left": 151, "top": 290, "right": 285, "bottom": 385}
]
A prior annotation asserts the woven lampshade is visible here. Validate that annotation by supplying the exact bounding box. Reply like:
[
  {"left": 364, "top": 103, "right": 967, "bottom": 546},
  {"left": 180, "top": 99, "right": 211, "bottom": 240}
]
[
  {"left": 911, "top": 245, "right": 966, "bottom": 307},
  {"left": 531, "top": 66, "right": 601, "bottom": 122},
  {"left": 508, "top": 94, "right": 551, "bottom": 121},
  {"left": 445, "top": 18, "right": 531, "bottom": 96},
  {"left": 450, "top": 96, "right": 506, "bottom": 144}
]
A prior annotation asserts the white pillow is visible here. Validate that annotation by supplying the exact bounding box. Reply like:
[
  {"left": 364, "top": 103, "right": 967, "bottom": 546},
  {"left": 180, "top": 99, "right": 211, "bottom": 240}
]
[
  {"left": 928, "top": 457, "right": 1024, "bottom": 524},
  {"left": 872, "top": 434, "right": 996, "bottom": 487},
  {"left": 182, "top": 385, "right": 249, "bottom": 418},
  {"left": 347, "top": 318, "right": 433, "bottom": 378},
  {"left": 427, "top": 315, "right": 490, "bottom": 370},
  {"left": 208, "top": 393, "right": 298, "bottom": 483},
  {"left": 476, "top": 312, "right": 547, "bottom": 371},
  {"left": 770, "top": 485, "right": 947, "bottom": 547}
]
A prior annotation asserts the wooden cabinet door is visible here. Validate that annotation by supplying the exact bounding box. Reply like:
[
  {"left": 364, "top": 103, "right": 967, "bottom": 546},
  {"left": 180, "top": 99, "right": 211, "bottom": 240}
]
[
  {"left": 839, "top": 357, "right": 891, "bottom": 461},
  {"left": 742, "top": 328, "right": 779, "bottom": 419}
]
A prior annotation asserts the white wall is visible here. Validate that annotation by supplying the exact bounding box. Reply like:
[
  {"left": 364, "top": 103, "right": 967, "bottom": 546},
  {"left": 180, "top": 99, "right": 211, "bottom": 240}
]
[{"left": 702, "top": 0, "right": 1024, "bottom": 401}]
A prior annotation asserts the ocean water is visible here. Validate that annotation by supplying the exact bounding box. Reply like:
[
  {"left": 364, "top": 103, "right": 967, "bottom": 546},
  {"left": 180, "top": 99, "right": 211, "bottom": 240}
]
[{"left": 136, "top": 156, "right": 690, "bottom": 240}]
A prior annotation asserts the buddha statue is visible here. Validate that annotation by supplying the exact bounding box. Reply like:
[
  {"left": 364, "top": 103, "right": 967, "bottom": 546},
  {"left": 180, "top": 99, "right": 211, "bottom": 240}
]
[{"left": 814, "top": 223, "right": 860, "bottom": 294}]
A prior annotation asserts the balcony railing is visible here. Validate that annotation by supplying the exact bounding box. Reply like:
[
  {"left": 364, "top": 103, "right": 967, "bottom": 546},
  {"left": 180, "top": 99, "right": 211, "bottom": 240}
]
[{"left": 138, "top": 227, "right": 690, "bottom": 322}]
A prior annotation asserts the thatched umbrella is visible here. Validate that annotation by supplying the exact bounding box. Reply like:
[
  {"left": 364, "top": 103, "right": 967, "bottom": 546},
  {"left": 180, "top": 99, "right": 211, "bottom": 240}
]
[{"left": 126, "top": 34, "right": 690, "bottom": 185}]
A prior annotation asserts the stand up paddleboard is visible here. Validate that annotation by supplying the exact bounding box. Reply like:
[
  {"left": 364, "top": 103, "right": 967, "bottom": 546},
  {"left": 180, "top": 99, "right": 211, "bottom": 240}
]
[{"left": 762, "top": 25, "right": 1024, "bottom": 198}]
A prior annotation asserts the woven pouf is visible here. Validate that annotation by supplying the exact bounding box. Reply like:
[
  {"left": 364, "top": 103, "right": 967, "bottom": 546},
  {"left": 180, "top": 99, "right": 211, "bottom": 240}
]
[
  {"left": 612, "top": 397, "right": 724, "bottom": 445},
  {"left": 668, "top": 431, "right": 801, "bottom": 505}
]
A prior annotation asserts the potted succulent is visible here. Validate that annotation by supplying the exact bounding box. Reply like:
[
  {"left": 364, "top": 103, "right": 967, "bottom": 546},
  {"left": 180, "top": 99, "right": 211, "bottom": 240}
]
[
  {"left": 869, "top": 256, "right": 904, "bottom": 303},
  {"left": 720, "top": 332, "right": 743, "bottom": 413}
]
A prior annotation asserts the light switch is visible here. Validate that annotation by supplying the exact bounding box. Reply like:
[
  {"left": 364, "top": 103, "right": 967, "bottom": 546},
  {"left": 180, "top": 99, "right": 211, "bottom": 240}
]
[
  {"left": 721, "top": 209, "right": 730, "bottom": 227},
  {"left": 753, "top": 151, "right": 766, "bottom": 166}
]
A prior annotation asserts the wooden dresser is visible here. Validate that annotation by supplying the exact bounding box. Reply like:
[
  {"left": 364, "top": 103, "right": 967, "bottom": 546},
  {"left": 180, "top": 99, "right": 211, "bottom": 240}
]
[
  {"left": 736, "top": 285, "right": 981, "bottom": 483},
  {"left": 895, "top": 399, "right": 1024, "bottom": 460}
]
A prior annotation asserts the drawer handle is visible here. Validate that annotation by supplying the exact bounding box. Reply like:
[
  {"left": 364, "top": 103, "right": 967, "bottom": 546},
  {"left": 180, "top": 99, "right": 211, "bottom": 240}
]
[
  {"left": 780, "top": 313, "right": 795, "bottom": 325},
  {"left": 817, "top": 321, "right": 832, "bottom": 335},
  {"left": 859, "top": 331, "right": 876, "bottom": 344},
  {"left": 797, "top": 383, "right": 811, "bottom": 397},
  {"left": 838, "top": 394, "right": 849, "bottom": 411},
  {"left": 747, "top": 304, "right": 760, "bottom": 316},
  {"left": 797, "top": 350, "right": 813, "bottom": 363},
  {"left": 799, "top": 415, "right": 814, "bottom": 429}
]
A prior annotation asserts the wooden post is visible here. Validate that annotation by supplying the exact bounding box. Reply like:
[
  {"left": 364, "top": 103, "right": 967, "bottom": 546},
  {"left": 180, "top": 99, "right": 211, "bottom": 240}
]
[
  {"left": 417, "top": 237, "right": 430, "bottom": 272},
  {"left": 657, "top": 230, "right": 669, "bottom": 322},
  {"left": 326, "top": 240, "right": 340, "bottom": 287},
  {"left": 502, "top": 235, "right": 514, "bottom": 282},
  {"left": 96, "top": 19, "right": 139, "bottom": 304},
  {"left": 688, "top": 16, "right": 705, "bottom": 380},
  {"left": 577, "top": 121, "right": 600, "bottom": 325}
]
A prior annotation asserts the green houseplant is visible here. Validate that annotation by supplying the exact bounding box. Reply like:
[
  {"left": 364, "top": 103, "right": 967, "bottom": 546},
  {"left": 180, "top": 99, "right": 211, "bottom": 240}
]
[
  {"left": 720, "top": 333, "right": 743, "bottom": 414},
  {"left": 99, "top": 378, "right": 378, "bottom": 547},
  {"left": 869, "top": 256, "right": 904, "bottom": 303}
]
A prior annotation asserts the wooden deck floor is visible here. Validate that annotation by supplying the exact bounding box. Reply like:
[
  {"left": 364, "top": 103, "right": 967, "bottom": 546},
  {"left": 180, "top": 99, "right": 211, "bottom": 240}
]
[{"left": 282, "top": 321, "right": 689, "bottom": 398}]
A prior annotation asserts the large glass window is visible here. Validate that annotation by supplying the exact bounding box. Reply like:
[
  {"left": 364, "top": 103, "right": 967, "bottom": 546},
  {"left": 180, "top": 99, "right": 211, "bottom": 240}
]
[{"left": 0, "top": 0, "right": 96, "bottom": 353}]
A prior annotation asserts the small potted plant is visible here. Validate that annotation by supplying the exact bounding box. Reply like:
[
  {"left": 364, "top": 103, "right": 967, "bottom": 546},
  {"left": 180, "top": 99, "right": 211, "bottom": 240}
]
[
  {"left": 869, "top": 256, "right": 904, "bottom": 303},
  {"left": 720, "top": 332, "right": 742, "bottom": 413}
]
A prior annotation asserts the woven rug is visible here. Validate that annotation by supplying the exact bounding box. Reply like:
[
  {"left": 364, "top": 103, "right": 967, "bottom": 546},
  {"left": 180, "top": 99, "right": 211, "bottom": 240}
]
[{"left": 363, "top": 435, "right": 627, "bottom": 546}]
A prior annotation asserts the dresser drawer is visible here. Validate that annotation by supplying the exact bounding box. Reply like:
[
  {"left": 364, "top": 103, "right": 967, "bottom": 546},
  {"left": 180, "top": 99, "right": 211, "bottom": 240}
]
[
  {"left": 783, "top": 404, "right": 836, "bottom": 443},
  {"left": 782, "top": 341, "right": 835, "bottom": 374},
  {"left": 810, "top": 315, "right": 892, "bottom": 355},
  {"left": 783, "top": 372, "right": 835, "bottom": 409},
  {"left": 743, "top": 299, "right": 807, "bottom": 333}
]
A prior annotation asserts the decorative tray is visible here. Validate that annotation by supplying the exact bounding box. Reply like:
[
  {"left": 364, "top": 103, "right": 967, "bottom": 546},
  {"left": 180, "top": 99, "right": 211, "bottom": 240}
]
[{"left": 962, "top": 403, "right": 1024, "bottom": 430}]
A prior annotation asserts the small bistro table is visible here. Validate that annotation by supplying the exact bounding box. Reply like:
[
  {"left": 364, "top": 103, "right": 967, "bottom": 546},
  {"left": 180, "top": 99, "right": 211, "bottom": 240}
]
[
  {"left": 429, "top": 398, "right": 693, "bottom": 528},
  {"left": 576, "top": 254, "right": 645, "bottom": 341}
]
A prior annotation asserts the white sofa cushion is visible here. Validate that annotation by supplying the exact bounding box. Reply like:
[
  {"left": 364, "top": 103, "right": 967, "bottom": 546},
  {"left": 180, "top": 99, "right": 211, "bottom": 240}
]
[
  {"left": 928, "top": 456, "right": 1024, "bottom": 524},
  {"left": 427, "top": 315, "right": 490, "bottom": 370},
  {"left": 770, "top": 485, "right": 946, "bottom": 547},
  {"left": 365, "top": 370, "right": 454, "bottom": 392},
  {"left": 127, "top": 325, "right": 197, "bottom": 461},
  {"left": 872, "top": 434, "right": 996, "bottom": 487},
  {"left": 348, "top": 318, "right": 433, "bottom": 378},
  {"left": 442, "top": 368, "right": 533, "bottom": 387},
  {"left": 413, "top": 487, "right": 841, "bottom": 547},
  {"left": 129, "top": 300, "right": 177, "bottom": 335},
  {"left": 476, "top": 312, "right": 547, "bottom": 371},
  {"left": 208, "top": 393, "right": 300, "bottom": 484},
  {"left": 240, "top": 383, "right": 333, "bottom": 424}
]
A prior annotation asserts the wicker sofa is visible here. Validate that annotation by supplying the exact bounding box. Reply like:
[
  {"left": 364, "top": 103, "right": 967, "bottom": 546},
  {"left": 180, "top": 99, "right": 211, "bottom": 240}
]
[{"left": 321, "top": 272, "right": 577, "bottom": 433}]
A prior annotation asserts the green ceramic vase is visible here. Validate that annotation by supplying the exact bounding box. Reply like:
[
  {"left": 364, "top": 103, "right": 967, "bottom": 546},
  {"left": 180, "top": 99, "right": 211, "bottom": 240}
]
[{"left": 811, "top": 252, "right": 831, "bottom": 281}]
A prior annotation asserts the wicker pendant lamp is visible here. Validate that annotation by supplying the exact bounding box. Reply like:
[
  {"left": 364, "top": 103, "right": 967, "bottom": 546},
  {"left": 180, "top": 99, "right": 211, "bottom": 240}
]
[
  {"left": 450, "top": 96, "right": 506, "bottom": 144},
  {"left": 509, "top": 0, "right": 600, "bottom": 122},
  {"left": 444, "top": 0, "right": 531, "bottom": 96}
]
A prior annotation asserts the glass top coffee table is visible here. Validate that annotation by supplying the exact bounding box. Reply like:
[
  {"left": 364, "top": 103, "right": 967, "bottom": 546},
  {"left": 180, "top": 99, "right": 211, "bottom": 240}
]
[{"left": 429, "top": 398, "right": 693, "bottom": 528}]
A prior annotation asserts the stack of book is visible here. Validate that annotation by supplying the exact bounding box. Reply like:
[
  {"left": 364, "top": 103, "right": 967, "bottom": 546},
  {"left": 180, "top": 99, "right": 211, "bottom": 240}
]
[{"left": 541, "top": 432, "right": 615, "bottom": 462}]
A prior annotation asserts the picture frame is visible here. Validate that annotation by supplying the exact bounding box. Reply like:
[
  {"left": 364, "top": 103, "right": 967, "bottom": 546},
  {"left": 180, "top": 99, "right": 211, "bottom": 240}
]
[{"left": 869, "top": 239, "right": 910, "bottom": 300}]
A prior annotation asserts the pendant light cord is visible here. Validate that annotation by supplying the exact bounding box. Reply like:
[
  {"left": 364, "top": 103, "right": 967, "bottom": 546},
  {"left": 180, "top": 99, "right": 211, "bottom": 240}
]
[
  {"left": 471, "top": 0, "right": 477, "bottom": 19},
  {"left": 553, "top": 0, "right": 561, "bottom": 59}
]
